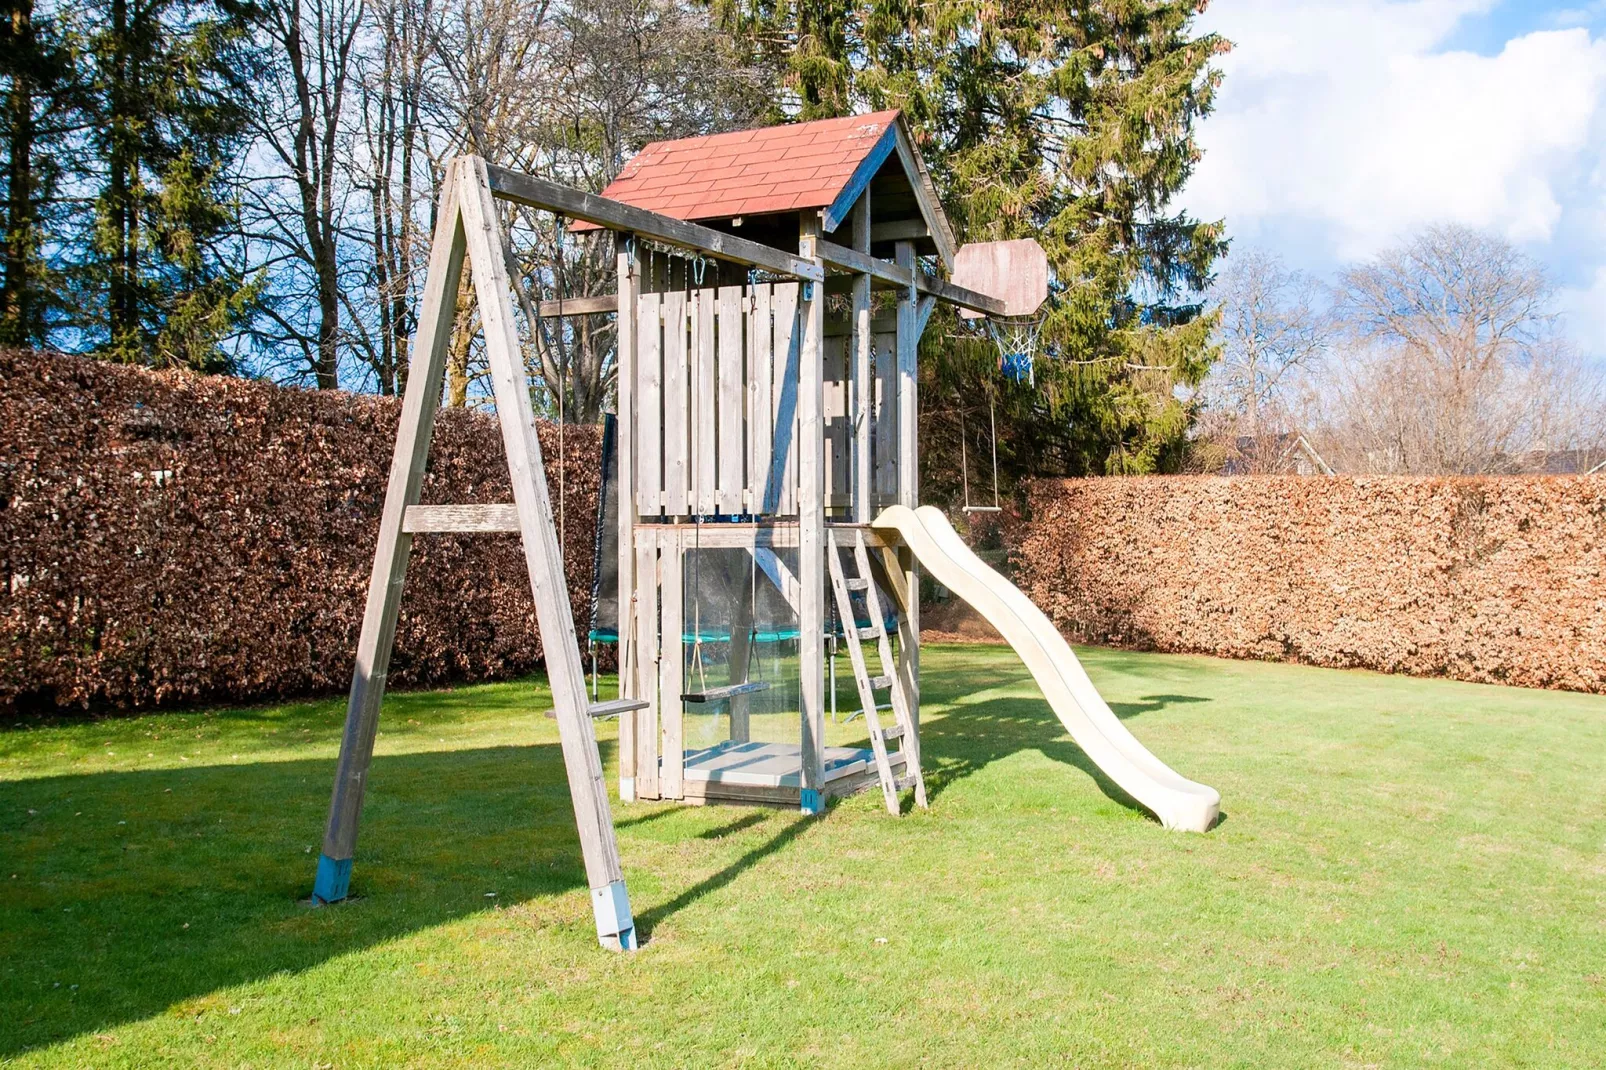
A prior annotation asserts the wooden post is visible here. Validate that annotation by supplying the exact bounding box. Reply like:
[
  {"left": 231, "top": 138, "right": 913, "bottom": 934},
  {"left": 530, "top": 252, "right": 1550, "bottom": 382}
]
[
  {"left": 798, "top": 214, "right": 827, "bottom": 813},
  {"left": 851, "top": 193, "right": 872, "bottom": 523},
  {"left": 659, "top": 528, "right": 684, "bottom": 799},
  {"left": 315, "top": 156, "right": 640, "bottom": 951},
  {"left": 459, "top": 158, "right": 636, "bottom": 949},
  {"left": 894, "top": 240, "right": 921, "bottom": 729},
  {"left": 616, "top": 234, "right": 640, "bottom": 801},
  {"left": 727, "top": 553, "right": 754, "bottom": 742},
  {"left": 314, "top": 161, "right": 467, "bottom": 906},
  {"left": 634, "top": 538, "right": 659, "bottom": 799}
]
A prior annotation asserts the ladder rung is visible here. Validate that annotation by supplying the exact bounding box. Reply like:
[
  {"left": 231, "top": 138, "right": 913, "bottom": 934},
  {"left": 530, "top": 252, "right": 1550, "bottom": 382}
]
[
  {"left": 681, "top": 681, "right": 772, "bottom": 704},
  {"left": 845, "top": 577, "right": 870, "bottom": 591},
  {"left": 879, "top": 723, "right": 904, "bottom": 741},
  {"left": 892, "top": 774, "right": 919, "bottom": 791},
  {"left": 868, "top": 674, "right": 892, "bottom": 689},
  {"left": 856, "top": 626, "right": 882, "bottom": 641},
  {"left": 587, "top": 698, "right": 650, "bottom": 719}
]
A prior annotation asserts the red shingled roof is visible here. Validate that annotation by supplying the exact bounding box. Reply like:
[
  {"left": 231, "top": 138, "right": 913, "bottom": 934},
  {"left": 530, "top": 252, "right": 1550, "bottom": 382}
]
[{"left": 581, "top": 110, "right": 901, "bottom": 225}]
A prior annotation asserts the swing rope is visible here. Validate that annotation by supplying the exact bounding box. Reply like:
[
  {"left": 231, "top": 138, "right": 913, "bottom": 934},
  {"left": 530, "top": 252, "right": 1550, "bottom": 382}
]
[{"left": 958, "top": 388, "right": 1002, "bottom": 513}]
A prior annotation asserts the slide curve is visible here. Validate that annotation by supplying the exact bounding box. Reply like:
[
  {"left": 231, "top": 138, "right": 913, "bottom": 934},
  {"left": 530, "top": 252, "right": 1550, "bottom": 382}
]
[{"left": 873, "top": 505, "right": 1220, "bottom": 832}]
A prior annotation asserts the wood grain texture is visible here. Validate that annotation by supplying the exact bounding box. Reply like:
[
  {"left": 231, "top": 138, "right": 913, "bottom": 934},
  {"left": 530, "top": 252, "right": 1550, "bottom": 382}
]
[
  {"left": 747, "top": 284, "right": 773, "bottom": 515},
  {"left": 662, "top": 291, "right": 689, "bottom": 517},
  {"left": 852, "top": 194, "right": 873, "bottom": 523},
  {"left": 797, "top": 216, "right": 827, "bottom": 801},
  {"left": 716, "top": 285, "right": 745, "bottom": 515},
  {"left": 485, "top": 163, "right": 823, "bottom": 282},
  {"left": 659, "top": 528, "right": 684, "bottom": 799},
  {"left": 895, "top": 241, "right": 922, "bottom": 736},
  {"left": 692, "top": 288, "right": 717, "bottom": 516},
  {"left": 402, "top": 504, "right": 520, "bottom": 533},
  {"left": 615, "top": 236, "right": 640, "bottom": 788},
  {"left": 635, "top": 292, "right": 662, "bottom": 517},
  {"left": 461, "top": 156, "right": 627, "bottom": 892},
  {"left": 322, "top": 160, "right": 467, "bottom": 864},
  {"left": 770, "top": 283, "right": 801, "bottom": 516}
]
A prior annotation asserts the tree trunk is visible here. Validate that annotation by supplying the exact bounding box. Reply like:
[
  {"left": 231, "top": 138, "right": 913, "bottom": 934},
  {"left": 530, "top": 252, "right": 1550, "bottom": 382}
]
[
  {"left": 0, "top": 0, "right": 36, "bottom": 345},
  {"left": 107, "top": 0, "right": 136, "bottom": 356},
  {"left": 446, "top": 280, "right": 474, "bottom": 406}
]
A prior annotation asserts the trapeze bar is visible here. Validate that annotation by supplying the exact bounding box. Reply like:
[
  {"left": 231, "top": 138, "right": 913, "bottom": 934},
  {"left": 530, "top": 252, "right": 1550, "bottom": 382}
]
[
  {"left": 681, "top": 682, "right": 773, "bottom": 705},
  {"left": 586, "top": 698, "right": 652, "bottom": 719}
]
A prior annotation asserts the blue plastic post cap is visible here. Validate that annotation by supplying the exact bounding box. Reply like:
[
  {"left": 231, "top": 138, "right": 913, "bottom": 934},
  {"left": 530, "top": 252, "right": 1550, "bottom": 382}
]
[{"left": 313, "top": 854, "right": 353, "bottom": 904}]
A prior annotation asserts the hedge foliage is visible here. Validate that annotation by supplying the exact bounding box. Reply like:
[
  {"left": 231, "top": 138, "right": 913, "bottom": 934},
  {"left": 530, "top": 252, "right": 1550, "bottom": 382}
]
[
  {"left": 1, "top": 350, "right": 603, "bottom": 713},
  {"left": 1011, "top": 476, "right": 1606, "bottom": 694}
]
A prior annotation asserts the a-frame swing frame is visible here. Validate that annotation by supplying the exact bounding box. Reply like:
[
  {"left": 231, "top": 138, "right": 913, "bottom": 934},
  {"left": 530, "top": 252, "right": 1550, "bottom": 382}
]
[
  {"left": 310, "top": 157, "right": 641, "bottom": 949},
  {"left": 311, "top": 154, "right": 828, "bottom": 951}
]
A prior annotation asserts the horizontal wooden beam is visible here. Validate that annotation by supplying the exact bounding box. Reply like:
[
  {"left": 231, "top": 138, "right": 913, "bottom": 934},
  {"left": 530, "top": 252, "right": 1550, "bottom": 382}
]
[
  {"left": 913, "top": 273, "right": 1007, "bottom": 317},
  {"left": 871, "top": 218, "right": 929, "bottom": 243},
  {"left": 402, "top": 504, "right": 520, "bottom": 533},
  {"left": 634, "top": 523, "right": 801, "bottom": 549},
  {"left": 818, "top": 239, "right": 912, "bottom": 287},
  {"left": 537, "top": 294, "right": 617, "bottom": 318},
  {"left": 484, "top": 162, "right": 824, "bottom": 283},
  {"left": 815, "top": 239, "right": 1006, "bottom": 316}
]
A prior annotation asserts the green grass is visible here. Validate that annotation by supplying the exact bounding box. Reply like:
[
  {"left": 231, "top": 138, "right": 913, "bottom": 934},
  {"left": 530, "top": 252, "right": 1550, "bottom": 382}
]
[{"left": 2, "top": 644, "right": 1604, "bottom": 1067}]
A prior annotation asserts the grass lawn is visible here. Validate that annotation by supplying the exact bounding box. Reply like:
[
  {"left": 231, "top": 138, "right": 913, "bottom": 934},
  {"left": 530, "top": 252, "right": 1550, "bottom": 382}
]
[{"left": 2, "top": 643, "right": 1604, "bottom": 1067}]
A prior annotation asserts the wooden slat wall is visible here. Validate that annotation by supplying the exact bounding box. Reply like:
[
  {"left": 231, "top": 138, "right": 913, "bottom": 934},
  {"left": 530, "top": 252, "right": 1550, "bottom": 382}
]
[
  {"left": 661, "top": 292, "right": 689, "bottom": 516},
  {"left": 716, "top": 285, "right": 745, "bottom": 515},
  {"left": 747, "top": 284, "right": 773, "bottom": 516},
  {"left": 659, "top": 528, "right": 683, "bottom": 799},
  {"left": 771, "top": 282, "right": 801, "bottom": 516},
  {"left": 635, "top": 293, "right": 662, "bottom": 516},
  {"left": 634, "top": 541, "right": 659, "bottom": 799},
  {"left": 692, "top": 290, "right": 717, "bottom": 516},
  {"left": 638, "top": 282, "right": 804, "bottom": 519},
  {"left": 872, "top": 331, "right": 897, "bottom": 503},
  {"left": 823, "top": 335, "right": 849, "bottom": 509}
]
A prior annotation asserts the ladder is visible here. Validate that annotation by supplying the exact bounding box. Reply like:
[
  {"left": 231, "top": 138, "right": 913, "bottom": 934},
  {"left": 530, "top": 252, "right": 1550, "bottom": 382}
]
[{"left": 826, "top": 527, "right": 927, "bottom": 815}]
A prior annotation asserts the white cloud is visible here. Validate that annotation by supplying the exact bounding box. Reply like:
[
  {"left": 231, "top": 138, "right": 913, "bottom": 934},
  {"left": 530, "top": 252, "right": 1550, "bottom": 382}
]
[{"left": 1187, "top": 1, "right": 1606, "bottom": 261}]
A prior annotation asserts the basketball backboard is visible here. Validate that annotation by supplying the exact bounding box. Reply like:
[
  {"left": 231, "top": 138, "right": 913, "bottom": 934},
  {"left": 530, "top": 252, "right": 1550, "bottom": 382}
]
[{"left": 951, "top": 239, "right": 1049, "bottom": 319}]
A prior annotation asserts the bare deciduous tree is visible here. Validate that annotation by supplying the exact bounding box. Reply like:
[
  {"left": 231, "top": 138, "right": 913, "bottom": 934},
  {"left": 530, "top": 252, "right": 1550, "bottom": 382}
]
[
  {"left": 1197, "top": 248, "right": 1331, "bottom": 471},
  {"left": 1308, "top": 225, "right": 1605, "bottom": 475},
  {"left": 238, "top": 0, "right": 366, "bottom": 389}
]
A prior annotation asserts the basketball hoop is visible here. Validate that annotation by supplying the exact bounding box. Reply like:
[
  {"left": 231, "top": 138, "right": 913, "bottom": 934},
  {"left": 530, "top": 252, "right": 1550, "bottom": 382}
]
[
  {"left": 983, "top": 313, "right": 1044, "bottom": 385},
  {"left": 951, "top": 239, "right": 1050, "bottom": 386}
]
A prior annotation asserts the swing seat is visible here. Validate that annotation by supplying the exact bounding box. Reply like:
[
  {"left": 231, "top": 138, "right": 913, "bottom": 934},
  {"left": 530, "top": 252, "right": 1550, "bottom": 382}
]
[{"left": 681, "top": 681, "right": 772, "bottom": 704}]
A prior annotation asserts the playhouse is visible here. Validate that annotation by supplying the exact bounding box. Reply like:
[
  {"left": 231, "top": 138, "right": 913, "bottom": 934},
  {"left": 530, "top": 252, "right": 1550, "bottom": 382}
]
[
  {"left": 583, "top": 111, "right": 974, "bottom": 813},
  {"left": 309, "top": 111, "right": 1218, "bottom": 952}
]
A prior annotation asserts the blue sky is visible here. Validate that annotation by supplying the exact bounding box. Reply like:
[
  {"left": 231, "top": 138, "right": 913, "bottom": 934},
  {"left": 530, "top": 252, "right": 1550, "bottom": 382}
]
[{"left": 1183, "top": 0, "right": 1606, "bottom": 356}]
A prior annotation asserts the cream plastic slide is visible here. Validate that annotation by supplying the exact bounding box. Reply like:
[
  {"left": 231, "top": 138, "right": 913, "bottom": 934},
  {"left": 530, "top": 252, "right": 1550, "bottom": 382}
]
[{"left": 873, "top": 505, "right": 1220, "bottom": 832}]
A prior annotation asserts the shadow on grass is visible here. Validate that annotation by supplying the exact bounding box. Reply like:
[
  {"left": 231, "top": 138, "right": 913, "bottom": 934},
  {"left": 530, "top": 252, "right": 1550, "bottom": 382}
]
[
  {"left": 0, "top": 666, "right": 1212, "bottom": 1055},
  {"left": 0, "top": 743, "right": 595, "bottom": 1058},
  {"left": 635, "top": 813, "right": 817, "bottom": 941},
  {"left": 695, "top": 812, "right": 767, "bottom": 840},
  {"left": 911, "top": 686, "right": 1211, "bottom": 821}
]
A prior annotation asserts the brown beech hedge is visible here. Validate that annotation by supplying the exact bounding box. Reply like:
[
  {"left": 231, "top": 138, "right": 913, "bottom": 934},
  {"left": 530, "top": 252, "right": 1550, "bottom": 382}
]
[
  {"left": 1010, "top": 476, "right": 1606, "bottom": 694},
  {"left": 1, "top": 350, "right": 604, "bottom": 714}
]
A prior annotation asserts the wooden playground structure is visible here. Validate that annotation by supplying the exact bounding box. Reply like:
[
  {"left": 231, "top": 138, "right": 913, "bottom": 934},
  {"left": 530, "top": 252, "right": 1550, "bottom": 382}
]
[{"left": 310, "top": 112, "right": 1216, "bottom": 953}]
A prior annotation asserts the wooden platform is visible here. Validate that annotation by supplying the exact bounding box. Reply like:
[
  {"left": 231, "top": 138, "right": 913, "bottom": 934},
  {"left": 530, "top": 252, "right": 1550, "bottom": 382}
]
[{"left": 670, "top": 741, "right": 902, "bottom": 807}]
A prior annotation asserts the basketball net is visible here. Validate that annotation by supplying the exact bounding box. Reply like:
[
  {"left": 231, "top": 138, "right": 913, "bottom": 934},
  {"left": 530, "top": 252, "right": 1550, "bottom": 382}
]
[{"left": 984, "top": 312, "right": 1045, "bottom": 386}]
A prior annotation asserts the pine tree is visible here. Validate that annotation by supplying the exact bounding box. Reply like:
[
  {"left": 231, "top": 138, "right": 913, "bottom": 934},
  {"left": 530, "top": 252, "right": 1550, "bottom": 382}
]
[
  {"left": 0, "top": 0, "right": 79, "bottom": 347},
  {"left": 77, "top": 0, "right": 258, "bottom": 371},
  {"left": 717, "top": 0, "right": 1228, "bottom": 484}
]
